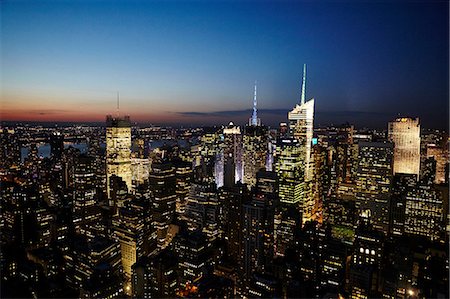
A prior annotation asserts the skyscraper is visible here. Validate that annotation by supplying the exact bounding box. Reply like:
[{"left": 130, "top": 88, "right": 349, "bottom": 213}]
[
  {"left": 223, "top": 122, "right": 243, "bottom": 184},
  {"left": 286, "top": 64, "right": 316, "bottom": 224},
  {"left": 243, "top": 85, "right": 267, "bottom": 188},
  {"left": 288, "top": 64, "right": 315, "bottom": 181},
  {"left": 355, "top": 142, "right": 394, "bottom": 235},
  {"left": 275, "top": 138, "right": 304, "bottom": 205},
  {"left": 106, "top": 115, "right": 132, "bottom": 201},
  {"left": 388, "top": 117, "right": 420, "bottom": 178},
  {"left": 149, "top": 162, "right": 177, "bottom": 250}
]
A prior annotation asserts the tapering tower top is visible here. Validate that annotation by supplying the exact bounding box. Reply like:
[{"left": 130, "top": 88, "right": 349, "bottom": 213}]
[
  {"left": 249, "top": 81, "right": 261, "bottom": 126},
  {"left": 301, "top": 64, "right": 306, "bottom": 105}
]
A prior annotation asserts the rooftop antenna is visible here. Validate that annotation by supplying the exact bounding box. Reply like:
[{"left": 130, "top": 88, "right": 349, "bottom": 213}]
[
  {"left": 301, "top": 64, "right": 306, "bottom": 105},
  {"left": 251, "top": 81, "right": 258, "bottom": 126},
  {"left": 116, "top": 91, "right": 120, "bottom": 116}
]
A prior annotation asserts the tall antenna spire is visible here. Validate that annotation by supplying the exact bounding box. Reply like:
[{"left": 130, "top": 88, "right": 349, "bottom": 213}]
[
  {"left": 116, "top": 91, "right": 120, "bottom": 116},
  {"left": 301, "top": 64, "right": 306, "bottom": 105},
  {"left": 251, "top": 81, "right": 258, "bottom": 126}
]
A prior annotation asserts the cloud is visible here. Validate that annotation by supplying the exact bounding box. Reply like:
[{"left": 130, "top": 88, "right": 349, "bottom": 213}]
[{"left": 29, "top": 109, "right": 71, "bottom": 115}]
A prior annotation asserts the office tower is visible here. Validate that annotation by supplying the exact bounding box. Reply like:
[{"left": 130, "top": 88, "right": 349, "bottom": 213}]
[
  {"left": 273, "top": 204, "right": 302, "bottom": 257},
  {"left": 174, "top": 160, "right": 192, "bottom": 215},
  {"left": 198, "top": 127, "right": 220, "bottom": 184},
  {"left": 80, "top": 263, "right": 123, "bottom": 299},
  {"left": 49, "top": 132, "right": 64, "bottom": 160},
  {"left": 356, "top": 142, "right": 393, "bottom": 235},
  {"left": 288, "top": 64, "right": 315, "bottom": 181},
  {"left": 106, "top": 115, "right": 132, "bottom": 201},
  {"left": 275, "top": 138, "right": 304, "bottom": 205},
  {"left": 132, "top": 249, "right": 178, "bottom": 298},
  {"left": 219, "top": 183, "right": 249, "bottom": 267},
  {"left": 310, "top": 143, "right": 329, "bottom": 223},
  {"left": 183, "top": 182, "right": 220, "bottom": 239},
  {"left": 243, "top": 125, "right": 267, "bottom": 188},
  {"left": 404, "top": 183, "right": 447, "bottom": 242},
  {"left": 426, "top": 143, "right": 449, "bottom": 184},
  {"left": 173, "top": 230, "right": 213, "bottom": 285},
  {"left": 242, "top": 194, "right": 275, "bottom": 285},
  {"left": 34, "top": 206, "right": 54, "bottom": 248},
  {"left": 247, "top": 273, "right": 282, "bottom": 298},
  {"left": 223, "top": 122, "right": 243, "bottom": 184},
  {"left": 334, "top": 124, "right": 356, "bottom": 185},
  {"left": 350, "top": 223, "right": 385, "bottom": 298},
  {"left": 65, "top": 236, "right": 122, "bottom": 290},
  {"left": 390, "top": 174, "right": 417, "bottom": 236},
  {"left": 0, "top": 128, "right": 21, "bottom": 168},
  {"left": 72, "top": 155, "right": 103, "bottom": 240},
  {"left": 112, "top": 199, "right": 151, "bottom": 294},
  {"left": 388, "top": 117, "right": 420, "bottom": 178},
  {"left": 320, "top": 237, "right": 349, "bottom": 296},
  {"left": 243, "top": 83, "right": 267, "bottom": 188},
  {"left": 323, "top": 182, "right": 356, "bottom": 243},
  {"left": 149, "top": 162, "right": 176, "bottom": 249}
]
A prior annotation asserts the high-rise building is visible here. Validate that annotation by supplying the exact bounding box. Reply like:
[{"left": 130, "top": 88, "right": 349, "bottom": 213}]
[
  {"left": 404, "top": 183, "right": 447, "bottom": 242},
  {"left": 173, "top": 230, "right": 213, "bottom": 285},
  {"left": 112, "top": 199, "right": 152, "bottom": 294},
  {"left": 426, "top": 143, "right": 449, "bottom": 184},
  {"left": 388, "top": 117, "right": 420, "bottom": 178},
  {"left": 288, "top": 64, "right": 315, "bottom": 181},
  {"left": 389, "top": 173, "right": 417, "bottom": 237},
  {"left": 223, "top": 122, "right": 243, "bottom": 184},
  {"left": 275, "top": 138, "right": 305, "bottom": 205},
  {"left": 350, "top": 223, "right": 385, "bottom": 298},
  {"left": 243, "top": 126, "right": 267, "bottom": 188},
  {"left": 132, "top": 249, "right": 178, "bottom": 298},
  {"left": 242, "top": 82, "right": 268, "bottom": 188},
  {"left": 72, "top": 154, "right": 103, "bottom": 240},
  {"left": 149, "top": 162, "right": 177, "bottom": 250},
  {"left": 242, "top": 193, "right": 274, "bottom": 283},
  {"left": 355, "top": 142, "right": 393, "bottom": 235},
  {"left": 106, "top": 115, "right": 132, "bottom": 201},
  {"left": 49, "top": 132, "right": 64, "bottom": 160}
]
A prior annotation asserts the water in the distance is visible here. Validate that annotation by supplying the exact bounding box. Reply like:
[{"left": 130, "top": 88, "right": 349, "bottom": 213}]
[{"left": 21, "top": 142, "right": 88, "bottom": 162}]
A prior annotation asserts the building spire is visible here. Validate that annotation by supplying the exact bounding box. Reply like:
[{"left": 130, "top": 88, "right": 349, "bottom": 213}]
[
  {"left": 251, "top": 81, "right": 258, "bottom": 126},
  {"left": 116, "top": 91, "right": 120, "bottom": 116},
  {"left": 301, "top": 64, "right": 306, "bottom": 105}
]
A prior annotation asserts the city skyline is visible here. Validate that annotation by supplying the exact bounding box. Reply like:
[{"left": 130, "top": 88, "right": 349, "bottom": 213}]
[{"left": 1, "top": 1, "right": 448, "bottom": 129}]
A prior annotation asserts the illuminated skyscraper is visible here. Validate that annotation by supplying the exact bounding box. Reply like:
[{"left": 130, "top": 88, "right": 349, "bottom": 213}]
[
  {"left": 388, "top": 117, "right": 420, "bottom": 178},
  {"left": 112, "top": 199, "right": 152, "bottom": 294},
  {"left": 243, "top": 82, "right": 268, "bottom": 188},
  {"left": 243, "top": 128, "right": 267, "bottom": 188},
  {"left": 356, "top": 142, "right": 393, "bottom": 235},
  {"left": 149, "top": 162, "right": 177, "bottom": 250},
  {"left": 404, "top": 184, "right": 447, "bottom": 242},
  {"left": 106, "top": 115, "right": 132, "bottom": 201},
  {"left": 73, "top": 154, "right": 103, "bottom": 240},
  {"left": 275, "top": 138, "right": 304, "bottom": 205},
  {"left": 288, "top": 64, "right": 315, "bottom": 181},
  {"left": 286, "top": 64, "right": 316, "bottom": 224},
  {"left": 223, "top": 122, "right": 243, "bottom": 183},
  {"left": 426, "top": 143, "right": 449, "bottom": 184}
]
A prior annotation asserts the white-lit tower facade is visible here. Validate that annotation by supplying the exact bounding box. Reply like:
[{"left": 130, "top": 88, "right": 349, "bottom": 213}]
[
  {"left": 388, "top": 117, "right": 421, "bottom": 179},
  {"left": 106, "top": 115, "right": 132, "bottom": 203},
  {"left": 286, "top": 64, "right": 315, "bottom": 223}
]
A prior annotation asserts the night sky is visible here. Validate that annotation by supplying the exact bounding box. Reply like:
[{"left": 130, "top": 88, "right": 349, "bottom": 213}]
[{"left": 1, "top": 1, "right": 448, "bottom": 129}]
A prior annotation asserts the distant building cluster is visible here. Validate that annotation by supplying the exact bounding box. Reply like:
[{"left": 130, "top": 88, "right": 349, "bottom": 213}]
[{"left": 1, "top": 67, "right": 449, "bottom": 298}]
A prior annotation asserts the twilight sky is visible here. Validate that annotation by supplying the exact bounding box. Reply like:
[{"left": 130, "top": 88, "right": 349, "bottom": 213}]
[{"left": 1, "top": 0, "right": 448, "bottom": 128}]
